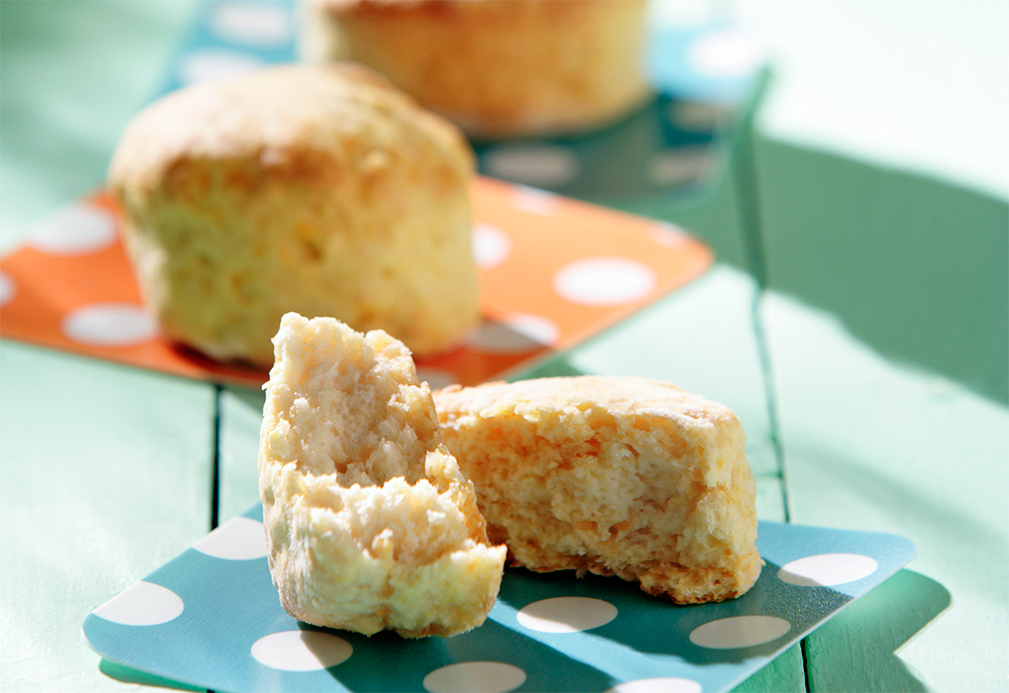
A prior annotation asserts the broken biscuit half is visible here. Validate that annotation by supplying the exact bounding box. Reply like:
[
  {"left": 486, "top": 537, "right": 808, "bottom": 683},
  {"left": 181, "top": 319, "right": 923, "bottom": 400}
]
[
  {"left": 258, "top": 313, "right": 506, "bottom": 637},
  {"left": 434, "top": 376, "right": 762, "bottom": 604}
]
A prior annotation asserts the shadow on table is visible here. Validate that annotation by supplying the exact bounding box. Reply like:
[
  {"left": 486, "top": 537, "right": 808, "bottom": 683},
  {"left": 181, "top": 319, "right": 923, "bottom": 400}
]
[
  {"left": 497, "top": 560, "right": 851, "bottom": 665},
  {"left": 327, "top": 620, "right": 617, "bottom": 692},
  {"left": 99, "top": 658, "right": 206, "bottom": 692},
  {"left": 803, "top": 568, "right": 952, "bottom": 692},
  {"left": 644, "top": 78, "right": 1008, "bottom": 407},
  {"left": 756, "top": 141, "right": 1009, "bottom": 406}
]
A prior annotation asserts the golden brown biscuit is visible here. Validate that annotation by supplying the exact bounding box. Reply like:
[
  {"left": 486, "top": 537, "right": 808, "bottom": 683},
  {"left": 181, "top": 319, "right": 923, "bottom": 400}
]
[
  {"left": 108, "top": 63, "right": 479, "bottom": 368},
  {"left": 302, "top": 0, "right": 651, "bottom": 139},
  {"left": 433, "top": 376, "right": 762, "bottom": 603},
  {"left": 259, "top": 313, "right": 506, "bottom": 637}
]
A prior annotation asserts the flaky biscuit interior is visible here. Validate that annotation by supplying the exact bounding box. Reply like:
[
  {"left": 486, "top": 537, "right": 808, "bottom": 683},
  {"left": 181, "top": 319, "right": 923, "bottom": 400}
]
[
  {"left": 434, "top": 376, "right": 763, "bottom": 603},
  {"left": 259, "top": 313, "right": 505, "bottom": 637}
]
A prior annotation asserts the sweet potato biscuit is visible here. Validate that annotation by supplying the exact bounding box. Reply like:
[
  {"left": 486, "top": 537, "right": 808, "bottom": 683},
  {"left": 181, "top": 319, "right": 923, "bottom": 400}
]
[
  {"left": 108, "top": 63, "right": 479, "bottom": 367},
  {"left": 258, "top": 313, "right": 506, "bottom": 637},
  {"left": 433, "top": 376, "right": 762, "bottom": 603},
  {"left": 302, "top": 0, "right": 651, "bottom": 138}
]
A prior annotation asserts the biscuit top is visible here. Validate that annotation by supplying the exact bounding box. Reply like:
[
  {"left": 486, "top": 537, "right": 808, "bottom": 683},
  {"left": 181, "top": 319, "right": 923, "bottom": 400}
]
[
  {"left": 437, "top": 376, "right": 739, "bottom": 436},
  {"left": 436, "top": 375, "right": 748, "bottom": 491},
  {"left": 107, "top": 62, "right": 473, "bottom": 198}
]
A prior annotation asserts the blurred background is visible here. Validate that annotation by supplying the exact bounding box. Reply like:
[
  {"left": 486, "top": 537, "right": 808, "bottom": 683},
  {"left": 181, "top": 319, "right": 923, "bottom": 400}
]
[{"left": 3, "top": 0, "right": 1006, "bottom": 403}]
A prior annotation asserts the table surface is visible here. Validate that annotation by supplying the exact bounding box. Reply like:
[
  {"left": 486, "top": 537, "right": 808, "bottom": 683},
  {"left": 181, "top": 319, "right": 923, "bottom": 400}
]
[{"left": 1, "top": 2, "right": 1007, "bottom": 692}]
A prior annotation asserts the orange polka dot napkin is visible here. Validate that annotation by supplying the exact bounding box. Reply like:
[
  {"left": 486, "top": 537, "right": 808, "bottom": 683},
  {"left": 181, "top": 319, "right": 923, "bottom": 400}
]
[{"left": 0, "top": 177, "right": 712, "bottom": 388}]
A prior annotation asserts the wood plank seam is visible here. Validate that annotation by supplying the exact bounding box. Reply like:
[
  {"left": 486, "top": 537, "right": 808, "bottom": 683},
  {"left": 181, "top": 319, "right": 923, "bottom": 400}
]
[
  {"left": 750, "top": 290, "right": 792, "bottom": 523},
  {"left": 726, "top": 70, "right": 795, "bottom": 524},
  {"left": 799, "top": 638, "right": 814, "bottom": 693},
  {"left": 729, "top": 70, "right": 810, "bottom": 693},
  {"left": 211, "top": 384, "right": 223, "bottom": 531}
]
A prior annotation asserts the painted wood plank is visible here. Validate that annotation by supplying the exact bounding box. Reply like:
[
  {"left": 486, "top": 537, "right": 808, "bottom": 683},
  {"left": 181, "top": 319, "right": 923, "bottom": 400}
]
[
  {"left": 737, "top": 0, "right": 1008, "bottom": 200},
  {"left": 763, "top": 290, "right": 1009, "bottom": 692},
  {"left": 0, "top": 0, "right": 201, "bottom": 252},
  {"left": 731, "top": 2, "right": 1008, "bottom": 410},
  {"left": 1, "top": 4, "right": 212, "bottom": 689},
  {"left": 218, "top": 385, "right": 267, "bottom": 524},
  {"left": 755, "top": 137, "right": 1008, "bottom": 405},
  {"left": 0, "top": 341, "right": 216, "bottom": 692}
]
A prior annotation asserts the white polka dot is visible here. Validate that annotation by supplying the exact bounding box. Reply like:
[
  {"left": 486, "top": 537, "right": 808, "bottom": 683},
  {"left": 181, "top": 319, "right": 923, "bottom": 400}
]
[
  {"left": 472, "top": 222, "right": 512, "bottom": 268},
  {"left": 509, "top": 185, "right": 562, "bottom": 216},
  {"left": 251, "top": 630, "right": 353, "bottom": 671},
  {"left": 423, "top": 662, "right": 526, "bottom": 693},
  {"left": 469, "top": 315, "right": 559, "bottom": 353},
  {"left": 415, "top": 368, "right": 458, "bottom": 391},
  {"left": 650, "top": 222, "right": 691, "bottom": 248},
  {"left": 178, "top": 49, "right": 264, "bottom": 85},
  {"left": 517, "top": 597, "right": 617, "bottom": 633},
  {"left": 209, "top": 2, "right": 293, "bottom": 47},
  {"left": 689, "top": 615, "right": 791, "bottom": 649},
  {"left": 670, "top": 100, "right": 731, "bottom": 132},
  {"left": 0, "top": 271, "right": 15, "bottom": 307},
  {"left": 778, "top": 553, "right": 879, "bottom": 587},
  {"left": 62, "top": 303, "right": 159, "bottom": 346},
  {"left": 93, "top": 581, "right": 184, "bottom": 626},
  {"left": 484, "top": 145, "right": 579, "bottom": 188},
  {"left": 26, "top": 203, "right": 117, "bottom": 255},
  {"left": 554, "top": 257, "right": 656, "bottom": 306},
  {"left": 647, "top": 147, "right": 715, "bottom": 188},
  {"left": 607, "top": 677, "right": 703, "bottom": 693},
  {"left": 192, "top": 516, "right": 267, "bottom": 560},
  {"left": 688, "top": 28, "right": 766, "bottom": 79}
]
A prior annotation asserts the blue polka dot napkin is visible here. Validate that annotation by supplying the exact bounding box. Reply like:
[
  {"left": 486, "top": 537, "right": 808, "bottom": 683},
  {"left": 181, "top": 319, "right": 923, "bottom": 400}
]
[{"left": 84, "top": 504, "right": 915, "bottom": 692}]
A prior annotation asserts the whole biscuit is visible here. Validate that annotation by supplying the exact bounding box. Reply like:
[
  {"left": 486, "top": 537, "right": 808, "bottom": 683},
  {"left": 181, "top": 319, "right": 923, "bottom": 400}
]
[
  {"left": 303, "top": 0, "right": 651, "bottom": 138},
  {"left": 108, "top": 63, "right": 479, "bottom": 367}
]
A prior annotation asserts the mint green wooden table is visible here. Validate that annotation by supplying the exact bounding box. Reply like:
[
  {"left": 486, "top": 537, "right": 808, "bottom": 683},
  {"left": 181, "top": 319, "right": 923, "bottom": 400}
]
[{"left": 1, "top": 2, "right": 1006, "bottom": 691}]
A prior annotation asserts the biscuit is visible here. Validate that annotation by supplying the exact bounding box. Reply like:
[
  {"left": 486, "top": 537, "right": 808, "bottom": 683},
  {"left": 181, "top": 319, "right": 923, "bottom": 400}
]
[
  {"left": 433, "top": 376, "right": 762, "bottom": 603},
  {"left": 302, "top": 0, "right": 651, "bottom": 139},
  {"left": 108, "top": 63, "right": 479, "bottom": 367},
  {"left": 258, "top": 313, "right": 506, "bottom": 637}
]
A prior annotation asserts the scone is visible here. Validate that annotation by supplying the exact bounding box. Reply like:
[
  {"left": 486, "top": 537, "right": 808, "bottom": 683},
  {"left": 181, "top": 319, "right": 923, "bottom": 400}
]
[
  {"left": 108, "top": 62, "right": 479, "bottom": 368},
  {"left": 433, "top": 376, "right": 762, "bottom": 603},
  {"left": 258, "top": 313, "right": 506, "bottom": 637},
  {"left": 302, "top": 0, "right": 651, "bottom": 139}
]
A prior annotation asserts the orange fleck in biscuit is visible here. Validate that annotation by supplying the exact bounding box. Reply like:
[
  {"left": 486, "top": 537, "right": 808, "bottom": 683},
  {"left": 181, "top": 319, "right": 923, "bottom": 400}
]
[{"left": 434, "top": 376, "right": 763, "bottom": 603}]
